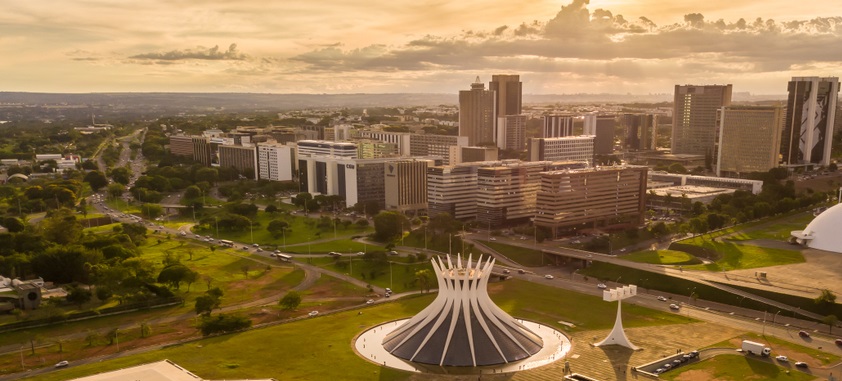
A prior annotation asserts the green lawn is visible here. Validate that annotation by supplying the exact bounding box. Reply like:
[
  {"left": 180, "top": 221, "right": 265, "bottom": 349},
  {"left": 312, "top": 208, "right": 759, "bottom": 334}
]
[
  {"left": 660, "top": 354, "right": 815, "bottom": 381},
  {"left": 192, "top": 211, "right": 373, "bottom": 248},
  {"left": 478, "top": 240, "right": 547, "bottom": 267},
  {"left": 726, "top": 213, "right": 815, "bottom": 242},
  {"left": 31, "top": 278, "right": 693, "bottom": 381},
  {"left": 619, "top": 250, "right": 702, "bottom": 265},
  {"left": 301, "top": 256, "right": 433, "bottom": 293},
  {"left": 681, "top": 241, "right": 804, "bottom": 271}
]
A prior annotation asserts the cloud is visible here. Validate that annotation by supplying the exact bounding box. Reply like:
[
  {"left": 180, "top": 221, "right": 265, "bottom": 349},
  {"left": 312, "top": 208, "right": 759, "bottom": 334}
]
[
  {"left": 129, "top": 43, "right": 246, "bottom": 61},
  {"left": 286, "top": 0, "right": 842, "bottom": 88}
]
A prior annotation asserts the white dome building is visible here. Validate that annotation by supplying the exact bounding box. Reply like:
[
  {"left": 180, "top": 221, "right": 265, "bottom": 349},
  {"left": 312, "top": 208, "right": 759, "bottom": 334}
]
[{"left": 791, "top": 203, "right": 842, "bottom": 254}]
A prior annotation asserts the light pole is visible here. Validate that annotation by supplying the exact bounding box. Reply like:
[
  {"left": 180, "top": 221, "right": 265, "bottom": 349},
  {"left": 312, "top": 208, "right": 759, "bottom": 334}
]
[
  {"left": 214, "top": 216, "right": 219, "bottom": 238},
  {"left": 249, "top": 219, "right": 254, "bottom": 244},
  {"left": 389, "top": 261, "right": 393, "bottom": 290},
  {"left": 282, "top": 228, "right": 286, "bottom": 249},
  {"left": 688, "top": 287, "right": 696, "bottom": 304},
  {"left": 773, "top": 310, "right": 781, "bottom": 324},
  {"left": 615, "top": 276, "right": 622, "bottom": 285},
  {"left": 19, "top": 345, "right": 24, "bottom": 369}
]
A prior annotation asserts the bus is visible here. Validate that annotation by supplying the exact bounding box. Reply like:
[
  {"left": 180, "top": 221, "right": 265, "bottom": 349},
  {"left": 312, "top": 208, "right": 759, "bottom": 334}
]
[
  {"left": 219, "top": 240, "right": 234, "bottom": 247},
  {"left": 276, "top": 253, "right": 292, "bottom": 262}
]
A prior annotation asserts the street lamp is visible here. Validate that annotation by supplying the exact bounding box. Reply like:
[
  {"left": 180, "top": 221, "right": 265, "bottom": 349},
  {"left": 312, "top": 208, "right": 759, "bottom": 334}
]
[
  {"left": 688, "top": 287, "right": 696, "bottom": 304},
  {"left": 773, "top": 310, "right": 781, "bottom": 324}
]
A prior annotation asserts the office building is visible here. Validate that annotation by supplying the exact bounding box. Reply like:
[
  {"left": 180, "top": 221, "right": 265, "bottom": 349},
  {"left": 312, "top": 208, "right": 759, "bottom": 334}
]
[
  {"left": 218, "top": 145, "right": 258, "bottom": 179},
  {"left": 297, "top": 140, "right": 357, "bottom": 158},
  {"left": 427, "top": 165, "right": 480, "bottom": 219},
  {"left": 535, "top": 166, "right": 648, "bottom": 237},
  {"left": 192, "top": 136, "right": 213, "bottom": 166},
  {"left": 459, "top": 77, "right": 496, "bottom": 146},
  {"left": 168, "top": 135, "right": 194, "bottom": 157},
  {"left": 527, "top": 136, "right": 594, "bottom": 163},
  {"left": 489, "top": 74, "right": 522, "bottom": 119},
  {"left": 356, "top": 130, "right": 411, "bottom": 155},
  {"left": 780, "top": 77, "right": 839, "bottom": 166},
  {"left": 476, "top": 161, "right": 553, "bottom": 227},
  {"left": 357, "top": 139, "right": 399, "bottom": 159},
  {"left": 257, "top": 142, "right": 295, "bottom": 181},
  {"left": 544, "top": 115, "right": 574, "bottom": 138},
  {"left": 409, "top": 134, "right": 468, "bottom": 165},
  {"left": 385, "top": 159, "right": 433, "bottom": 213},
  {"left": 460, "top": 146, "right": 498, "bottom": 163},
  {"left": 583, "top": 114, "right": 616, "bottom": 154},
  {"left": 672, "top": 84, "right": 733, "bottom": 156},
  {"left": 716, "top": 105, "right": 784, "bottom": 177},
  {"left": 497, "top": 114, "right": 527, "bottom": 150},
  {"left": 621, "top": 114, "right": 658, "bottom": 151},
  {"left": 648, "top": 172, "right": 763, "bottom": 194}
]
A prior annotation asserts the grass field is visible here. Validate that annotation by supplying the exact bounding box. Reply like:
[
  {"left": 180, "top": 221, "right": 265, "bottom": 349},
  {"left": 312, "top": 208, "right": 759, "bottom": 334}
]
[
  {"left": 301, "top": 256, "right": 434, "bottom": 293},
  {"left": 478, "top": 240, "right": 547, "bottom": 267},
  {"left": 725, "top": 213, "right": 814, "bottom": 242},
  {"left": 30, "top": 278, "right": 693, "bottom": 381},
  {"left": 681, "top": 241, "right": 804, "bottom": 271},
  {"left": 619, "top": 250, "right": 702, "bottom": 265},
  {"left": 660, "top": 354, "right": 815, "bottom": 381},
  {"left": 192, "top": 211, "right": 373, "bottom": 248}
]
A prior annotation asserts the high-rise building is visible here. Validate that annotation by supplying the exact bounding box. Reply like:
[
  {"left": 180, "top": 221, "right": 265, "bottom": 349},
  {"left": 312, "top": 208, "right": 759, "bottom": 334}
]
[
  {"left": 544, "top": 115, "right": 574, "bottom": 138},
  {"left": 716, "top": 105, "right": 784, "bottom": 177},
  {"left": 385, "top": 159, "right": 433, "bottom": 213},
  {"left": 621, "top": 114, "right": 658, "bottom": 151},
  {"left": 476, "top": 161, "right": 553, "bottom": 227},
  {"left": 460, "top": 146, "right": 498, "bottom": 163},
  {"left": 535, "top": 166, "right": 648, "bottom": 237},
  {"left": 780, "top": 77, "right": 839, "bottom": 166},
  {"left": 257, "top": 142, "right": 295, "bottom": 181},
  {"left": 168, "top": 135, "right": 194, "bottom": 157},
  {"left": 218, "top": 145, "right": 258, "bottom": 179},
  {"left": 192, "top": 136, "right": 213, "bottom": 166},
  {"left": 672, "top": 84, "right": 733, "bottom": 156},
  {"left": 409, "top": 134, "right": 468, "bottom": 165},
  {"left": 427, "top": 165, "right": 480, "bottom": 219},
  {"left": 489, "top": 74, "right": 522, "bottom": 119},
  {"left": 527, "top": 136, "right": 594, "bottom": 163},
  {"left": 583, "top": 114, "right": 616, "bottom": 155},
  {"left": 297, "top": 140, "right": 357, "bottom": 158},
  {"left": 496, "top": 114, "right": 527, "bottom": 150},
  {"left": 459, "top": 77, "right": 496, "bottom": 146}
]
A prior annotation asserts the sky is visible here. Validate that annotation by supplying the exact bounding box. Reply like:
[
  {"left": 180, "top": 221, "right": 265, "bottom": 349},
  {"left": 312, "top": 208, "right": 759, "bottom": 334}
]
[{"left": 1, "top": 0, "right": 841, "bottom": 95}]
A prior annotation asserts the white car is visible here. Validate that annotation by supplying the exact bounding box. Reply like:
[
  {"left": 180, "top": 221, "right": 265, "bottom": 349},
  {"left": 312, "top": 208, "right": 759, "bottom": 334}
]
[
  {"left": 366, "top": 299, "right": 374, "bottom": 304},
  {"left": 544, "top": 274, "right": 554, "bottom": 279},
  {"left": 308, "top": 311, "right": 319, "bottom": 317},
  {"left": 657, "top": 296, "right": 668, "bottom": 302},
  {"left": 54, "top": 360, "right": 69, "bottom": 368},
  {"left": 776, "top": 355, "right": 788, "bottom": 362},
  {"left": 669, "top": 304, "right": 681, "bottom": 310},
  {"left": 597, "top": 283, "right": 607, "bottom": 289},
  {"left": 489, "top": 237, "right": 497, "bottom": 241}
]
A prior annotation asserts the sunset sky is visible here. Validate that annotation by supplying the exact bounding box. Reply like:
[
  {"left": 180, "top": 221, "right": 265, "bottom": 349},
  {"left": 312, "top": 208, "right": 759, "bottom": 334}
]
[{"left": 2, "top": 0, "right": 841, "bottom": 94}]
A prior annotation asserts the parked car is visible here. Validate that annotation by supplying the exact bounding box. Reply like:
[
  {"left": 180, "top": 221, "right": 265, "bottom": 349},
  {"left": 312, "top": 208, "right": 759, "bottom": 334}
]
[
  {"left": 54, "top": 361, "right": 69, "bottom": 368},
  {"left": 798, "top": 330, "right": 811, "bottom": 338}
]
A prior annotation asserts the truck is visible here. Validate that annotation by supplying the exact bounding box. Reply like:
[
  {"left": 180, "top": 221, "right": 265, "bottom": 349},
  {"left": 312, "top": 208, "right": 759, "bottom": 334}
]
[{"left": 741, "top": 340, "right": 771, "bottom": 356}]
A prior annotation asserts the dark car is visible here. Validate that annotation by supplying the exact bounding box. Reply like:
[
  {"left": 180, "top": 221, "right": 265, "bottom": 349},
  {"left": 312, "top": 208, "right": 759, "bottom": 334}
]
[
  {"left": 795, "top": 362, "right": 808, "bottom": 368},
  {"left": 835, "top": 338, "right": 842, "bottom": 346}
]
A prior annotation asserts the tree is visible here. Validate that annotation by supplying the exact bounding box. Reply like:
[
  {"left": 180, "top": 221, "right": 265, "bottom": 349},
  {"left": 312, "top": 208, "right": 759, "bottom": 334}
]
[
  {"left": 195, "top": 287, "right": 223, "bottom": 316},
  {"left": 415, "top": 269, "right": 432, "bottom": 293},
  {"left": 157, "top": 264, "right": 193, "bottom": 290},
  {"left": 241, "top": 264, "right": 250, "bottom": 278},
  {"left": 140, "top": 322, "right": 152, "bottom": 338},
  {"left": 815, "top": 289, "right": 837, "bottom": 306},
  {"left": 184, "top": 269, "right": 199, "bottom": 292},
  {"left": 195, "top": 167, "right": 219, "bottom": 185},
  {"left": 668, "top": 163, "right": 688, "bottom": 174},
  {"left": 65, "top": 284, "right": 93, "bottom": 308},
  {"left": 279, "top": 291, "right": 302, "bottom": 310},
  {"left": 140, "top": 203, "right": 164, "bottom": 219},
  {"left": 198, "top": 314, "right": 252, "bottom": 336},
  {"left": 264, "top": 204, "right": 278, "bottom": 214},
  {"left": 83, "top": 170, "right": 108, "bottom": 191},
  {"left": 822, "top": 314, "right": 839, "bottom": 334},
  {"left": 267, "top": 220, "right": 290, "bottom": 239},
  {"left": 84, "top": 330, "right": 100, "bottom": 347},
  {"left": 109, "top": 167, "right": 132, "bottom": 185},
  {"left": 373, "top": 211, "right": 409, "bottom": 242},
  {"left": 183, "top": 185, "right": 202, "bottom": 200},
  {"left": 107, "top": 183, "right": 125, "bottom": 199}
]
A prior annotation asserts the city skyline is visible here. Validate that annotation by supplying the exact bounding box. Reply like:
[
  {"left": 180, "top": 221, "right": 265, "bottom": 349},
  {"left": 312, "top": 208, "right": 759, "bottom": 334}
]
[{"left": 2, "top": 0, "right": 841, "bottom": 94}]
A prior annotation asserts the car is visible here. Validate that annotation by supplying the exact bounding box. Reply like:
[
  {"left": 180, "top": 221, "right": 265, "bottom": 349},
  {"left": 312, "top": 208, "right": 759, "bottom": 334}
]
[
  {"left": 662, "top": 363, "right": 672, "bottom": 369},
  {"left": 798, "top": 330, "right": 811, "bottom": 338},
  {"left": 653, "top": 368, "right": 664, "bottom": 374},
  {"left": 657, "top": 296, "right": 668, "bottom": 302},
  {"left": 544, "top": 274, "right": 554, "bottom": 279},
  {"left": 689, "top": 350, "right": 699, "bottom": 357},
  {"left": 776, "top": 355, "right": 788, "bottom": 362},
  {"left": 669, "top": 304, "right": 680, "bottom": 310},
  {"left": 241, "top": 246, "right": 249, "bottom": 250},
  {"left": 597, "top": 283, "right": 607, "bottom": 289},
  {"left": 384, "top": 293, "right": 391, "bottom": 298},
  {"left": 572, "top": 240, "right": 581, "bottom": 244},
  {"left": 356, "top": 252, "right": 365, "bottom": 255},
  {"left": 179, "top": 231, "right": 187, "bottom": 236},
  {"left": 489, "top": 237, "right": 497, "bottom": 241},
  {"left": 385, "top": 288, "right": 391, "bottom": 294},
  {"left": 682, "top": 354, "right": 692, "bottom": 361},
  {"left": 672, "top": 359, "right": 682, "bottom": 366},
  {"left": 308, "top": 311, "right": 319, "bottom": 317},
  {"left": 794, "top": 361, "right": 808, "bottom": 368},
  {"left": 54, "top": 360, "right": 69, "bottom": 368},
  {"left": 270, "top": 253, "right": 277, "bottom": 257},
  {"left": 366, "top": 299, "right": 374, "bottom": 304},
  {"left": 388, "top": 251, "right": 398, "bottom": 256},
  {"left": 836, "top": 338, "right": 842, "bottom": 346},
  {"left": 252, "top": 243, "right": 259, "bottom": 247},
  {"left": 518, "top": 269, "right": 526, "bottom": 274},
  {"left": 274, "top": 250, "right": 281, "bottom": 254},
  {"left": 502, "top": 269, "right": 510, "bottom": 274},
  {"left": 519, "top": 236, "right": 527, "bottom": 240}
]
